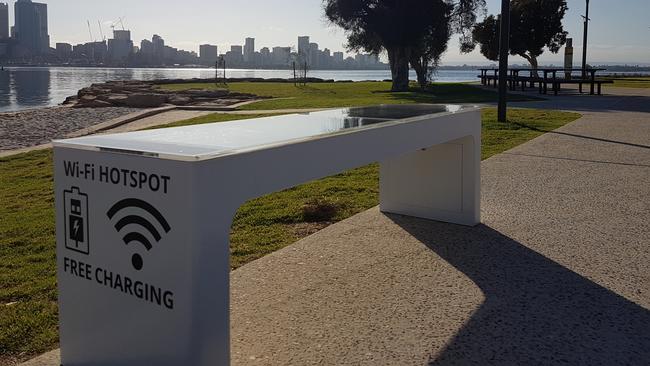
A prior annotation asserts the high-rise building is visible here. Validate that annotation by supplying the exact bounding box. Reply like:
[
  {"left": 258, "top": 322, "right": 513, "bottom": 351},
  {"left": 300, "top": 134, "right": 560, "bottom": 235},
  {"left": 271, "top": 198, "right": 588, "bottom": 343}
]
[
  {"left": 33, "top": 2, "right": 48, "bottom": 47},
  {"left": 230, "top": 45, "right": 242, "bottom": 55},
  {"left": 14, "top": 0, "right": 50, "bottom": 54},
  {"left": 321, "top": 48, "right": 331, "bottom": 68},
  {"left": 259, "top": 47, "right": 271, "bottom": 65},
  {"left": 230, "top": 45, "right": 243, "bottom": 64},
  {"left": 297, "top": 36, "right": 310, "bottom": 59},
  {"left": 243, "top": 37, "right": 254, "bottom": 63},
  {"left": 332, "top": 52, "right": 343, "bottom": 66},
  {"left": 152, "top": 34, "right": 165, "bottom": 63},
  {"left": 271, "top": 46, "right": 291, "bottom": 66},
  {"left": 199, "top": 44, "right": 218, "bottom": 65},
  {"left": 0, "top": 3, "right": 9, "bottom": 40},
  {"left": 107, "top": 29, "right": 133, "bottom": 63},
  {"left": 140, "top": 39, "right": 153, "bottom": 55},
  {"left": 113, "top": 30, "right": 130, "bottom": 41},
  {"left": 354, "top": 53, "right": 379, "bottom": 67},
  {"left": 309, "top": 42, "right": 319, "bottom": 68},
  {"left": 90, "top": 41, "right": 107, "bottom": 63},
  {"left": 55, "top": 42, "right": 71, "bottom": 58}
]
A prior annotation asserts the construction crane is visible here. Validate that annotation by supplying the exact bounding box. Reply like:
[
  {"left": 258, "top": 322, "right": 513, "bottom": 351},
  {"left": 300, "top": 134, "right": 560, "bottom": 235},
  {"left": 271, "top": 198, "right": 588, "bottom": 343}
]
[
  {"left": 86, "top": 20, "right": 96, "bottom": 63},
  {"left": 109, "top": 16, "right": 126, "bottom": 34},
  {"left": 87, "top": 20, "right": 94, "bottom": 42},
  {"left": 97, "top": 20, "right": 105, "bottom": 41}
]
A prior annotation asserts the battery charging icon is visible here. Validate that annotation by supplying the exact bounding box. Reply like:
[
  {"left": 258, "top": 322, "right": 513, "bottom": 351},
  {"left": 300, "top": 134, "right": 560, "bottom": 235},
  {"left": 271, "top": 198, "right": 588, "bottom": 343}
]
[{"left": 64, "top": 187, "right": 89, "bottom": 254}]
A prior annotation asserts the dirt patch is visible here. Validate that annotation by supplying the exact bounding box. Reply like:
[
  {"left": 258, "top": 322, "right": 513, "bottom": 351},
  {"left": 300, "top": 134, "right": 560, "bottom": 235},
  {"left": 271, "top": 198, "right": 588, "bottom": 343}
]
[{"left": 290, "top": 221, "right": 335, "bottom": 238}]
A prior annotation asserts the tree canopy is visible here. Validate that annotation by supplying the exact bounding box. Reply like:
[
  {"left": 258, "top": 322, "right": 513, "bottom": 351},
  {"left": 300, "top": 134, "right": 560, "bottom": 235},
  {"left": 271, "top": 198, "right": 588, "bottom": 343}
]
[
  {"left": 409, "top": 9, "right": 451, "bottom": 87},
  {"left": 324, "top": 0, "right": 485, "bottom": 91},
  {"left": 468, "top": 0, "right": 568, "bottom": 70}
]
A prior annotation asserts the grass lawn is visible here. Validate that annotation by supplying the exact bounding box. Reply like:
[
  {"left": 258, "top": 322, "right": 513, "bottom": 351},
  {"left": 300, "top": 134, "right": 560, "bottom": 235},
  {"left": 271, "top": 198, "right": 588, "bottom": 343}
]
[
  {"left": 0, "top": 83, "right": 577, "bottom": 364},
  {"left": 159, "top": 81, "right": 540, "bottom": 110},
  {"left": 145, "top": 112, "right": 274, "bottom": 129},
  {"left": 598, "top": 76, "right": 650, "bottom": 88}
]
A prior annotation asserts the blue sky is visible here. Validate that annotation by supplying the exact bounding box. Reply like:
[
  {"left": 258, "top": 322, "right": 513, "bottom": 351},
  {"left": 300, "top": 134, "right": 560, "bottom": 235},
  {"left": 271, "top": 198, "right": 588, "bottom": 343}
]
[{"left": 9, "top": 0, "right": 650, "bottom": 65}]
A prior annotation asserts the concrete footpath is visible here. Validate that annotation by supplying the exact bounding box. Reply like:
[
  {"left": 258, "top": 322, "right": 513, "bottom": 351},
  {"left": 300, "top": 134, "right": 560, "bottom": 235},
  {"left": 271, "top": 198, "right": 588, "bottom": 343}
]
[
  {"left": 21, "top": 87, "right": 650, "bottom": 365},
  {"left": 231, "top": 86, "right": 650, "bottom": 365},
  {"left": 229, "top": 89, "right": 650, "bottom": 365}
]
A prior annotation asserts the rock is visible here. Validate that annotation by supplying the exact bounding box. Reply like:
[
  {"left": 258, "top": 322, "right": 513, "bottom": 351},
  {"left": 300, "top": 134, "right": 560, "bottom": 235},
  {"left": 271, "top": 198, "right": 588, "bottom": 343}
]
[
  {"left": 124, "top": 93, "right": 168, "bottom": 108},
  {"left": 62, "top": 95, "right": 78, "bottom": 105},
  {"left": 168, "top": 95, "right": 192, "bottom": 106},
  {"left": 79, "top": 95, "right": 97, "bottom": 103},
  {"left": 77, "top": 87, "right": 93, "bottom": 98},
  {"left": 107, "top": 94, "right": 129, "bottom": 106},
  {"left": 74, "top": 96, "right": 112, "bottom": 108},
  {"left": 96, "top": 93, "right": 128, "bottom": 104},
  {"left": 67, "top": 79, "right": 265, "bottom": 109}
]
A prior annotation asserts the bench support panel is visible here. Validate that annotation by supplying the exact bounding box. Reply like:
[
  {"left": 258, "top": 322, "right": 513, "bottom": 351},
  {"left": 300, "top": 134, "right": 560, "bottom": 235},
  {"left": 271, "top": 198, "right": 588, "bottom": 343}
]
[{"left": 379, "top": 136, "right": 480, "bottom": 226}]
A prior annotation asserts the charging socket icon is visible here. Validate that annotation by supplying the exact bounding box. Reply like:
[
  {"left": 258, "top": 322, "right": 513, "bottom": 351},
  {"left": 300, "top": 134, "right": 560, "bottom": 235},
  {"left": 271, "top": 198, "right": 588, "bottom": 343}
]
[{"left": 64, "top": 187, "right": 89, "bottom": 254}]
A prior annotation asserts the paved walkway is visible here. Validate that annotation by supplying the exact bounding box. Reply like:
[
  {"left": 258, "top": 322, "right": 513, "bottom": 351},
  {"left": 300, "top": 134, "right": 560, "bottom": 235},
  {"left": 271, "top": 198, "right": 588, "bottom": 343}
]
[
  {"left": 20, "top": 87, "right": 650, "bottom": 365},
  {"left": 103, "top": 109, "right": 214, "bottom": 132},
  {"left": 231, "top": 86, "right": 650, "bottom": 365}
]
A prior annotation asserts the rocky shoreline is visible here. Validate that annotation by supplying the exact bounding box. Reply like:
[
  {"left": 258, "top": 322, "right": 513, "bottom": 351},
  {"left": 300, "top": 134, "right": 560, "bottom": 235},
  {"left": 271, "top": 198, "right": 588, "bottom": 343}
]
[
  {"left": 65, "top": 80, "right": 265, "bottom": 108},
  {"left": 0, "top": 106, "right": 140, "bottom": 151}
]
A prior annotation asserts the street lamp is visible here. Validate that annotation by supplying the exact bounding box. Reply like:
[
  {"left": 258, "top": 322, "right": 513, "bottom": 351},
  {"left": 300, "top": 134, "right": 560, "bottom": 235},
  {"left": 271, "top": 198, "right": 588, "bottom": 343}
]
[
  {"left": 497, "top": 0, "right": 511, "bottom": 122},
  {"left": 581, "top": 0, "right": 590, "bottom": 79}
]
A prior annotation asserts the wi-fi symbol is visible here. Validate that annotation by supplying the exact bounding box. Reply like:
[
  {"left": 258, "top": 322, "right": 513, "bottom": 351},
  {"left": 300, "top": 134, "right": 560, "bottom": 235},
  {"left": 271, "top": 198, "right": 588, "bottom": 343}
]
[{"left": 106, "top": 198, "right": 171, "bottom": 271}]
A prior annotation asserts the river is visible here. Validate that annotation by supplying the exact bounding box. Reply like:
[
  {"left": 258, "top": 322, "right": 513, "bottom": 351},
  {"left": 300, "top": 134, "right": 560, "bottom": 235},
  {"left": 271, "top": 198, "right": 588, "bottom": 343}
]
[{"left": 0, "top": 67, "right": 480, "bottom": 113}]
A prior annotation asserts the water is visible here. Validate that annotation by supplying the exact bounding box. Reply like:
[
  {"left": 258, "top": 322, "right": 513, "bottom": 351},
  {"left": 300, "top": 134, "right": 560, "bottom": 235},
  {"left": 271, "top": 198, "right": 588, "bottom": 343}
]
[{"left": 0, "top": 67, "right": 479, "bottom": 113}]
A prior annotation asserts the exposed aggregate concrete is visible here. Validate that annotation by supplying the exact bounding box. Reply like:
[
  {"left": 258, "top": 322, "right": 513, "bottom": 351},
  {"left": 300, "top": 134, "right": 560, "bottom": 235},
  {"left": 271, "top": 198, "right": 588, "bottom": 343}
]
[{"left": 0, "top": 106, "right": 139, "bottom": 151}]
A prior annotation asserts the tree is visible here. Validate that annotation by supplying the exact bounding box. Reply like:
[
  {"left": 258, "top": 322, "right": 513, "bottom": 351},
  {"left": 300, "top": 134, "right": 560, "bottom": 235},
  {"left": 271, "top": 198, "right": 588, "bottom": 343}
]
[
  {"left": 409, "top": 6, "right": 452, "bottom": 87},
  {"left": 468, "top": 0, "right": 568, "bottom": 72},
  {"left": 324, "top": 0, "right": 485, "bottom": 92}
]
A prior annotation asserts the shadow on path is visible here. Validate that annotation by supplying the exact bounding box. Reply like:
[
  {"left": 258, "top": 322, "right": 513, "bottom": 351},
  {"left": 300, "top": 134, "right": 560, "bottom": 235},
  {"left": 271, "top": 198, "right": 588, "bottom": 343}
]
[
  {"left": 512, "top": 93, "right": 650, "bottom": 114},
  {"left": 387, "top": 215, "right": 650, "bottom": 366},
  {"left": 502, "top": 152, "right": 650, "bottom": 168},
  {"left": 511, "top": 121, "right": 650, "bottom": 150}
]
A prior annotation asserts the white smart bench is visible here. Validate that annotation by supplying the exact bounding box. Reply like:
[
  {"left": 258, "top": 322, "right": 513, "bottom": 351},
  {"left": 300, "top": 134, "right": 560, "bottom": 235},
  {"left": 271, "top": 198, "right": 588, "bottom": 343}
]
[{"left": 54, "top": 104, "right": 481, "bottom": 365}]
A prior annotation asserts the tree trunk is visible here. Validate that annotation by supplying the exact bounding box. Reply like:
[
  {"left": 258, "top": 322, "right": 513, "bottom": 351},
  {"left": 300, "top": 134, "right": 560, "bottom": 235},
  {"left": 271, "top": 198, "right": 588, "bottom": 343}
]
[
  {"left": 410, "top": 56, "right": 428, "bottom": 88},
  {"left": 387, "top": 46, "right": 410, "bottom": 92},
  {"left": 521, "top": 53, "right": 539, "bottom": 76},
  {"left": 529, "top": 55, "right": 538, "bottom": 74}
]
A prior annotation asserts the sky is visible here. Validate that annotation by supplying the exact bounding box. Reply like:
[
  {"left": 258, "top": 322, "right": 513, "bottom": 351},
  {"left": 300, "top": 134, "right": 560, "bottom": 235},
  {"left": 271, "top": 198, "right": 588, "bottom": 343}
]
[{"left": 7, "top": 0, "right": 650, "bottom": 65}]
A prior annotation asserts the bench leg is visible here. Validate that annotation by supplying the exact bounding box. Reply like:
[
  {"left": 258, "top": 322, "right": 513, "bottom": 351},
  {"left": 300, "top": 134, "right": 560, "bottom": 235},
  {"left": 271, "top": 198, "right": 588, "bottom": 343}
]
[
  {"left": 579, "top": 83, "right": 583, "bottom": 93},
  {"left": 379, "top": 135, "right": 480, "bottom": 226},
  {"left": 55, "top": 149, "right": 234, "bottom": 366},
  {"left": 598, "top": 83, "right": 602, "bottom": 95}
]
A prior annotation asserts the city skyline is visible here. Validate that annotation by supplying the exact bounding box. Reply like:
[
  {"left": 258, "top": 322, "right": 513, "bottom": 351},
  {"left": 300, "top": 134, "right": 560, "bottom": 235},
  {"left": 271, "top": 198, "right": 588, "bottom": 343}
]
[
  {"left": 0, "top": 0, "right": 386, "bottom": 69},
  {"left": 35, "top": 0, "right": 650, "bottom": 65},
  {"left": 1, "top": 0, "right": 649, "bottom": 65}
]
